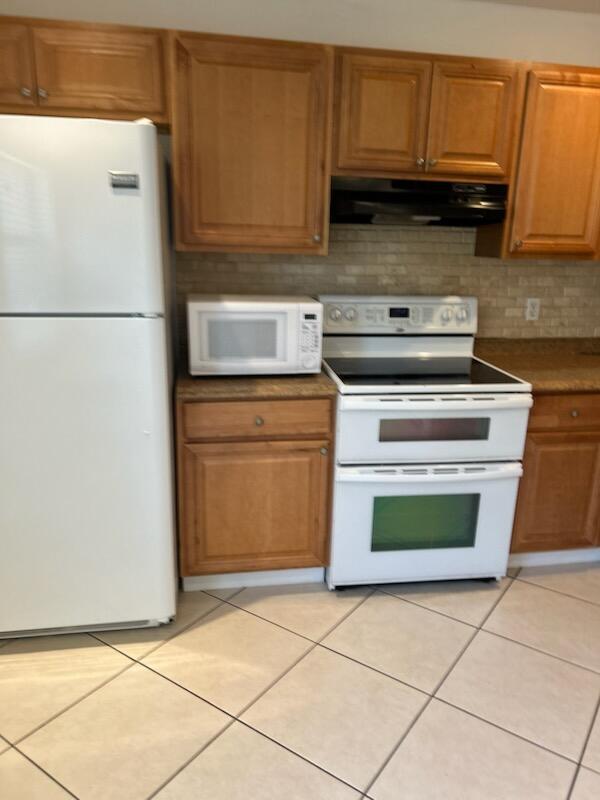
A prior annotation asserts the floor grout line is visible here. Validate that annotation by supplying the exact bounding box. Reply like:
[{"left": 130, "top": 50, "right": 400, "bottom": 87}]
[
  {"left": 235, "top": 588, "right": 377, "bottom": 719},
  {"left": 566, "top": 690, "right": 600, "bottom": 799},
  {"left": 91, "top": 593, "right": 227, "bottom": 661},
  {"left": 10, "top": 742, "right": 81, "bottom": 798},
  {"left": 144, "top": 716, "right": 237, "bottom": 800},
  {"left": 376, "top": 575, "right": 512, "bottom": 630},
  {"left": 13, "top": 657, "right": 136, "bottom": 747},
  {"left": 481, "top": 627, "right": 600, "bottom": 676},
  {"left": 362, "top": 569, "right": 535, "bottom": 797},
  {"left": 515, "top": 575, "right": 600, "bottom": 609},
  {"left": 200, "top": 587, "right": 245, "bottom": 603},
  {"left": 434, "top": 695, "right": 581, "bottom": 767}
]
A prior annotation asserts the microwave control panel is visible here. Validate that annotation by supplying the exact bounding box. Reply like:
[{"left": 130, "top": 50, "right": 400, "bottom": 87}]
[
  {"left": 298, "top": 305, "right": 323, "bottom": 370},
  {"left": 318, "top": 295, "right": 477, "bottom": 335}
]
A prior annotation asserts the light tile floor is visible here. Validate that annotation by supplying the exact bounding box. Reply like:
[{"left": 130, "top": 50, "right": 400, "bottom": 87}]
[{"left": 0, "top": 564, "right": 599, "bottom": 798}]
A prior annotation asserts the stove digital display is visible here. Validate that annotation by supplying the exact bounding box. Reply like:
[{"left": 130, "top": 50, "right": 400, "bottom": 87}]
[{"left": 389, "top": 307, "right": 410, "bottom": 319}]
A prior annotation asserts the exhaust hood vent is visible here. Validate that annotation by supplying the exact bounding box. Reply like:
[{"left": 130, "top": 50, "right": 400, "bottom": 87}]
[{"left": 330, "top": 177, "right": 507, "bottom": 227}]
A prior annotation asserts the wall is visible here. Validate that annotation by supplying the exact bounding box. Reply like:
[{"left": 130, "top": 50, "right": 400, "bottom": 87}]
[
  {"left": 176, "top": 225, "right": 600, "bottom": 344},
  {"left": 5, "top": 0, "right": 600, "bottom": 65}
]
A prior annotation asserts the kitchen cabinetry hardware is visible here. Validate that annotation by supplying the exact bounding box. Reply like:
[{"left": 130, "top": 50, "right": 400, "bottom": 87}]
[
  {"left": 171, "top": 33, "right": 332, "bottom": 252},
  {"left": 255, "top": 415, "right": 264, "bottom": 426},
  {"left": 512, "top": 392, "right": 600, "bottom": 552},
  {"left": 335, "top": 50, "right": 522, "bottom": 181},
  {"left": 0, "top": 18, "right": 167, "bottom": 121},
  {"left": 177, "top": 395, "right": 334, "bottom": 575}
]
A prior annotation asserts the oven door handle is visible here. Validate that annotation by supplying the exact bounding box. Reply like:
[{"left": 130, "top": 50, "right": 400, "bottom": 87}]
[
  {"left": 336, "top": 463, "right": 523, "bottom": 483},
  {"left": 340, "top": 396, "right": 533, "bottom": 412}
]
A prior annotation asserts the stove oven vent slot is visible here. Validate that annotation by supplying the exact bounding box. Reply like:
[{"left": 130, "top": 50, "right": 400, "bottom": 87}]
[
  {"left": 401, "top": 468, "right": 428, "bottom": 475},
  {"left": 441, "top": 397, "right": 467, "bottom": 401},
  {"left": 464, "top": 466, "right": 486, "bottom": 473},
  {"left": 433, "top": 467, "right": 460, "bottom": 474}
]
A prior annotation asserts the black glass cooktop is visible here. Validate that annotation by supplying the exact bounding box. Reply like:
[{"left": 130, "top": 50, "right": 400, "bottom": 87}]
[{"left": 325, "top": 356, "right": 522, "bottom": 386}]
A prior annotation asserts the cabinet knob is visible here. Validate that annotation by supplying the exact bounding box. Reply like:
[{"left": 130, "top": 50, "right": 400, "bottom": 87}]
[
  {"left": 514, "top": 239, "right": 523, "bottom": 249},
  {"left": 255, "top": 415, "right": 264, "bottom": 426},
  {"left": 427, "top": 158, "right": 438, "bottom": 167},
  {"left": 571, "top": 409, "right": 579, "bottom": 418},
  {"left": 37, "top": 87, "right": 49, "bottom": 100},
  {"left": 20, "top": 87, "right": 32, "bottom": 98},
  {"left": 313, "top": 234, "right": 321, "bottom": 243},
  {"left": 320, "top": 447, "right": 328, "bottom": 455},
  {"left": 415, "top": 157, "right": 425, "bottom": 168}
]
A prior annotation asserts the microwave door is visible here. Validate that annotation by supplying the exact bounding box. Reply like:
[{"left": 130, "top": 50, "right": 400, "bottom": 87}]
[{"left": 195, "top": 309, "right": 297, "bottom": 374}]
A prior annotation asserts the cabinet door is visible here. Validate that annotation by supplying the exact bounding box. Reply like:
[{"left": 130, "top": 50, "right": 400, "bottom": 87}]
[
  {"left": 511, "top": 431, "right": 600, "bottom": 553},
  {"left": 335, "top": 51, "right": 431, "bottom": 174},
  {"left": 508, "top": 70, "right": 600, "bottom": 258},
  {"left": 426, "top": 58, "right": 522, "bottom": 178},
  {"left": 0, "top": 22, "right": 36, "bottom": 107},
  {"left": 31, "top": 24, "right": 166, "bottom": 118},
  {"left": 172, "top": 34, "right": 332, "bottom": 253},
  {"left": 179, "top": 439, "right": 331, "bottom": 575}
]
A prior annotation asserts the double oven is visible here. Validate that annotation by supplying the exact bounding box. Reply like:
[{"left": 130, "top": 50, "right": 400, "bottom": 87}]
[{"left": 320, "top": 295, "right": 532, "bottom": 589}]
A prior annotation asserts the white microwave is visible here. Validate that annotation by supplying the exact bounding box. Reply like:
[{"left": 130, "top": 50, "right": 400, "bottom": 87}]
[{"left": 187, "top": 295, "right": 323, "bottom": 376}]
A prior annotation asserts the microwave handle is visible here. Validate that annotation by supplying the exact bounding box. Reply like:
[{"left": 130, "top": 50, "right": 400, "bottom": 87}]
[
  {"left": 336, "top": 464, "right": 523, "bottom": 484},
  {"left": 340, "top": 396, "right": 533, "bottom": 413}
]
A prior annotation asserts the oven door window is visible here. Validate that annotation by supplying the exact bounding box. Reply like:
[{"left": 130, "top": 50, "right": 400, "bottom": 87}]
[
  {"left": 371, "top": 494, "right": 480, "bottom": 551},
  {"left": 379, "top": 418, "right": 490, "bottom": 442},
  {"left": 207, "top": 318, "right": 279, "bottom": 360}
]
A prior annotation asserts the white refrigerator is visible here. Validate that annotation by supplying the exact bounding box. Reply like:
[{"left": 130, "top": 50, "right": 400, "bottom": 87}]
[{"left": 0, "top": 115, "right": 176, "bottom": 636}]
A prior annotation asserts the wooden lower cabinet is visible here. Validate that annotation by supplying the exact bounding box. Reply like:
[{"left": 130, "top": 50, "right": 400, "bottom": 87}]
[
  {"left": 176, "top": 395, "right": 334, "bottom": 576},
  {"left": 511, "top": 409, "right": 600, "bottom": 553}
]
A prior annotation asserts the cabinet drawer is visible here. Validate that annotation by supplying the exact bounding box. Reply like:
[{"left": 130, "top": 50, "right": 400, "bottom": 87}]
[
  {"left": 181, "top": 398, "right": 332, "bottom": 441},
  {"left": 529, "top": 393, "right": 600, "bottom": 431}
]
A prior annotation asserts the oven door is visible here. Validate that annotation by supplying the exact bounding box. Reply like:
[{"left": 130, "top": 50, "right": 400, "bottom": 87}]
[
  {"left": 327, "top": 462, "right": 522, "bottom": 588},
  {"left": 187, "top": 304, "right": 299, "bottom": 375},
  {"left": 336, "top": 394, "right": 532, "bottom": 463}
]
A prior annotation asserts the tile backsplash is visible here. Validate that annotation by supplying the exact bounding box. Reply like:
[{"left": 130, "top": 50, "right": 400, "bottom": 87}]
[{"left": 175, "top": 225, "right": 600, "bottom": 342}]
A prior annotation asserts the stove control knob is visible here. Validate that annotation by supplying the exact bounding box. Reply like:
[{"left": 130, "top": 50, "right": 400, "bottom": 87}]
[
  {"left": 456, "top": 308, "right": 469, "bottom": 323},
  {"left": 329, "top": 306, "right": 342, "bottom": 322},
  {"left": 441, "top": 308, "right": 454, "bottom": 323},
  {"left": 344, "top": 306, "right": 357, "bottom": 321}
]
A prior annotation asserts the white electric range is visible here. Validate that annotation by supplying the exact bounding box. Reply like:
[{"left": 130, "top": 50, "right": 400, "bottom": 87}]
[{"left": 319, "top": 295, "right": 533, "bottom": 589}]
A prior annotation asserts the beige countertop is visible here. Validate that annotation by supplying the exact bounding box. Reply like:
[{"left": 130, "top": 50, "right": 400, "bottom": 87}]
[
  {"left": 176, "top": 370, "right": 337, "bottom": 402},
  {"left": 475, "top": 338, "right": 600, "bottom": 394}
]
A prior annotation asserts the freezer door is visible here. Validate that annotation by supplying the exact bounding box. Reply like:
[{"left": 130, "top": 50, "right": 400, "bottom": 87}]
[
  {"left": 0, "top": 317, "right": 176, "bottom": 634},
  {"left": 0, "top": 115, "right": 165, "bottom": 314}
]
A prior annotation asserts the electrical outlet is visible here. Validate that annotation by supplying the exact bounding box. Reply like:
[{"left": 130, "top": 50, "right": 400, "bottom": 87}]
[{"left": 525, "top": 297, "right": 540, "bottom": 321}]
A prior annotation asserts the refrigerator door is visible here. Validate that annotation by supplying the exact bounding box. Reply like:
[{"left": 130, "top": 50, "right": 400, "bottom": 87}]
[
  {"left": 0, "top": 317, "right": 176, "bottom": 634},
  {"left": 0, "top": 115, "right": 165, "bottom": 314}
]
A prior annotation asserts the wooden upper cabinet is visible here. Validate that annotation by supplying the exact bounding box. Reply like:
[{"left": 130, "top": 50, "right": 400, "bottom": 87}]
[
  {"left": 508, "top": 69, "right": 600, "bottom": 259},
  {"left": 171, "top": 33, "right": 333, "bottom": 253},
  {"left": 0, "top": 22, "right": 36, "bottom": 106},
  {"left": 30, "top": 24, "right": 166, "bottom": 118},
  {"left": 335, "top": 51, "right": 431, "bottom": 174},
  {"left": 427, "top": 58, "right": 522, "bottom": 178}
]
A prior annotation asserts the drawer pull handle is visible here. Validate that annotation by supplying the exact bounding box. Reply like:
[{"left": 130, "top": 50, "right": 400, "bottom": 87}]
[
  {"left": 255, "top": 416, "right": 264, "bottom": 426},
  {"left": 320, "top": 447, "right": 328, "bottom": 455},
  {"left": 571, "top": 409, "right": 579, "bottom": 418}
]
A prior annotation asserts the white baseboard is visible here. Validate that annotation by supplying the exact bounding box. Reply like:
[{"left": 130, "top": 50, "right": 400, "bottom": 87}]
[
  {"left": 509, "top": 548, "right": 600, "bottom": 568},
  {"left": 182, "top": 567, "right": 325, "bottom": 592}
]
